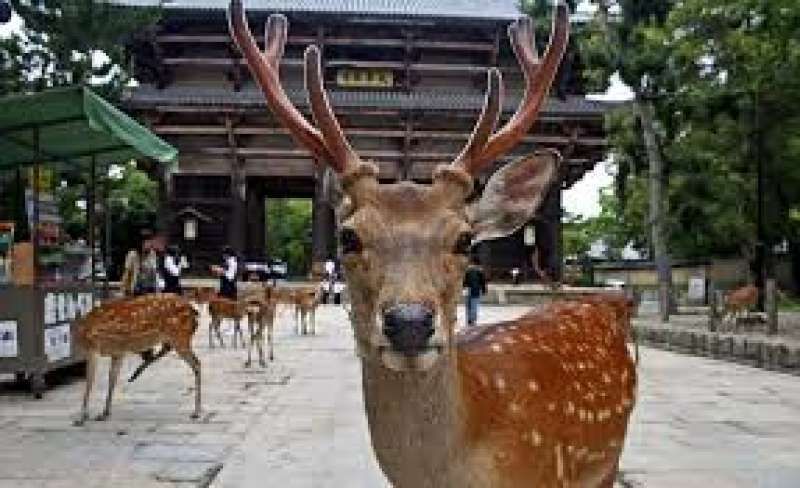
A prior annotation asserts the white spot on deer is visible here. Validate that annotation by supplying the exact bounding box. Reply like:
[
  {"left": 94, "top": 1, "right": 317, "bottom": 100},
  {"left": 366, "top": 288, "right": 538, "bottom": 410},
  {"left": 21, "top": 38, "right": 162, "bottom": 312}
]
[
  {"left": 548, "top": 402, "right": 556, "bottom": 412},
  {"left": 565, "top": 401, "right": 575, "bottom": 415},
  {"left": 509, "top": 402, "right": 522, "bottom": 415},
  {"left": 490, "top": 343, "right": 503, "bottom": 354},
  {"left": 521, "top": 334, "right": 533, "bottom": 342},
  {"left": 578, "top": 409, "right": 586, "bottom": 421},
  {"left": 494, "top": 375, "right": 507, "bottom": 392},
  {"left": 602, "top": 372, "right": 612, "bottom": 384},
  {"left": 530, "top": 429, "right": 542, "bottom": 446},
  {"left": 555, "top": 444, "right": 565, "bottom": 480},
  {"left": 527, "top": 380, "right": 539, "bottom": 392}
]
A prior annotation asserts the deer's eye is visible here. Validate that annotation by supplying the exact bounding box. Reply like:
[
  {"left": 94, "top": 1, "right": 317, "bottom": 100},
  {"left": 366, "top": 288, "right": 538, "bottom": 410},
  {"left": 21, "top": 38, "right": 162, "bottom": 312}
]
[
  {"left": 339, "top": 227, "right": 363, "bottom": 255},
  {"left": 453, "top": 232, "right": 474, "bottom": 255}
]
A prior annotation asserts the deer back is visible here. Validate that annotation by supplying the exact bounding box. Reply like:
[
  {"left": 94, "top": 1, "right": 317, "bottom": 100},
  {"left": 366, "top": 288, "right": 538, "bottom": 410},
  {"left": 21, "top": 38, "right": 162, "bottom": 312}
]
[
  {"left": 76, "top": 294, "right": 198, "bottom": 354},
  {"left": 456, "top": 297, "right": 636, "bottom": 485}
]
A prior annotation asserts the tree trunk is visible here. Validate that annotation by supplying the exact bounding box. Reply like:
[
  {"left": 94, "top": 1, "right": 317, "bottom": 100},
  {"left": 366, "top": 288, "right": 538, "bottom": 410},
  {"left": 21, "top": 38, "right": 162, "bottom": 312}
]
[{"left": 635, "top": 96, "right": 672, "bottom": 322}]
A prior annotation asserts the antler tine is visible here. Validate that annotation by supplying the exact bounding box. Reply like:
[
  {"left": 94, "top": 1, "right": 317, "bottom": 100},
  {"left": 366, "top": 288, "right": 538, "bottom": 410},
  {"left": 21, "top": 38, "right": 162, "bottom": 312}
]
[
  {"left": 228, "top": 1, "right": 338, "bottom": 168},
  {"left": 305, "top": 45, "right": 358, "bottom": 173},
  {"left": 455, "top": 68, "right": 502, "bottom": 169},
  {"left": 463, "top": 3, "right": 570, "bottom": 174}
]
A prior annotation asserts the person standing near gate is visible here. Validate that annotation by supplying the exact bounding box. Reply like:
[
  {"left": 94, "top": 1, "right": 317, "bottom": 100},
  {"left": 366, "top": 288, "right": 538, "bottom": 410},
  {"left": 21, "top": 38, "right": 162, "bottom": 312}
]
[
  {"left": 463, "top": 256, "right": 487, "bottom": 327},
  {"left": 212, "top": 246, "right": 238, "bottom": 300},
  {"left": 162, "top": 245, "right": 183, "bottom": 295}
]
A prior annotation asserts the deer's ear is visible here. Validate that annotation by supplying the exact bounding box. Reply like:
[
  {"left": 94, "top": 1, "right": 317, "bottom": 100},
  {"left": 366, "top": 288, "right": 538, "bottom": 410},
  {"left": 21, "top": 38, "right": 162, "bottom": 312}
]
[{"left": 467, "top": 150, "right": 560, "bottom": 243}]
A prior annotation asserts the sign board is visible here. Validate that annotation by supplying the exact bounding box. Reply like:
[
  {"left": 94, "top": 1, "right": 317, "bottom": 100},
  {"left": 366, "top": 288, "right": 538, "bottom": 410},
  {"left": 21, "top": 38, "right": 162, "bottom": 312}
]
[
  {"left": 44, "top": 324, "right": 71, "bottom": 362},
  {"left": 336, "top": 68, "right": 394, "bottom": 88},
  {"left": 687, "top": 277, "right": 706, "bottom": 302},
  {"left": 43, "top": 291, "right": 95, "bottom": 362},
  {"left": 523, "top": 225, "right": 536, "bottom": 246},
  {"left": 0, "top": 321, "right": 18, "bottom": 358}
]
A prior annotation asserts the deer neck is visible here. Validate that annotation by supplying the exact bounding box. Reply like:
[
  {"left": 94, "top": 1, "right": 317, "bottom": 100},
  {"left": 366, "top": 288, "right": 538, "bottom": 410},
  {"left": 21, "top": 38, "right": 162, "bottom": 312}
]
[{"left": 358, "top": 306, "right": 472, "bottom": 487}]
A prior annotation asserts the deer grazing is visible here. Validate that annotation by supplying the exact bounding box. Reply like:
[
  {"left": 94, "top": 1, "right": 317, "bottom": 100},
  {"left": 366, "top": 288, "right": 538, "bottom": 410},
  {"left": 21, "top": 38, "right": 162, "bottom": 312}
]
[
  {"left": 74, "top": 294, "right": 201, "bottom": 425},
  {"left": 722, "top": 284, "right": 759, "bottom": 330},
  {"left": 230, "top": 1, "right": 636, "bottom": 486}
]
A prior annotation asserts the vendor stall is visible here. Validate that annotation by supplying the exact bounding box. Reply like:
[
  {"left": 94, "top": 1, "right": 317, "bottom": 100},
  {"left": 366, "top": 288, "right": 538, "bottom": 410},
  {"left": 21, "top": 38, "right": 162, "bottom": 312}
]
[{"left": 0, "top": 86, "right": 177, "bottom": 396}]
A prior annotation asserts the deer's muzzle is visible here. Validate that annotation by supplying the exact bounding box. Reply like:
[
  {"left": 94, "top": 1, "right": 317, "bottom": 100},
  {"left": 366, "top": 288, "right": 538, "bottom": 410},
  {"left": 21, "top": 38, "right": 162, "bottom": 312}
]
[{"left": 382, "top": 303, "right": 435, "bottom": 356}]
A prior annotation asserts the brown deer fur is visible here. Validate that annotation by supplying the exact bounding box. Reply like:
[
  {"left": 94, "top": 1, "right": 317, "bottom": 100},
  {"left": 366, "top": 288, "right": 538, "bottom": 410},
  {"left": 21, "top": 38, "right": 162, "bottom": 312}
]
[
  {"left": 207, "top": 296, "right": 248, "bottom": 348},
  {"left": 229, "top": 1, "right": 636, "bottom": 486},
  {"left": 74, "top": 294, "right": 201, "bottom": 425},
  {"left": 244, "top": 287, "right": 278, "bottom": 367}
]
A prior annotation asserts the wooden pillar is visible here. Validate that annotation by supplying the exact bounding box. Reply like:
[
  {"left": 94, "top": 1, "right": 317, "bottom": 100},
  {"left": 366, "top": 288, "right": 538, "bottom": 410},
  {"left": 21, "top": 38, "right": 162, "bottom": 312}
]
[
  {"left": 245, "top": 180, "right": 265, "bottom": 259},
  {"left": 229, "top": 159, "right": 247, "bottom": 256},
  {"left": 534, "top": 185, "right": 563, "bottom": 282},
  {"left": 311, "top": 166, "right": 336, "bottom": 276}
]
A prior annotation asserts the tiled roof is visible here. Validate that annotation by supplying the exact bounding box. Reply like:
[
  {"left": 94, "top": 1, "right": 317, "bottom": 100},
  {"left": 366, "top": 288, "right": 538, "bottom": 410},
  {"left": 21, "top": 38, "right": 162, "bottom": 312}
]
[
  {"left": 124, "top": 85, "right": 611, "bottom": 116},
  {"left": 108, "top": 0, "right": 521, "bottom": 21}
]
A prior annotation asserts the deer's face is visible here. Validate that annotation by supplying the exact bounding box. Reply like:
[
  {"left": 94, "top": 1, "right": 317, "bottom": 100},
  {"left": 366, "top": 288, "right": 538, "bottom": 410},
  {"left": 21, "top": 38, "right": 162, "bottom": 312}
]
[
  {"left": 227, "top": 0, "right": 569, "bottom": 372},
  {"left": 338, "top": 158, "right": 558, "bottom": 372}
]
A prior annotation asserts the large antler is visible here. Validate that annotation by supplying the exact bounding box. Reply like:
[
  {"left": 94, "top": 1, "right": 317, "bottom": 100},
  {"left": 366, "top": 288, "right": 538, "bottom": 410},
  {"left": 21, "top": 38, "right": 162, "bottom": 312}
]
[
  {"left": 456, "top": 3, "right": 570, "bottom": 175},
  {"left": 228, "top": 0, "right": 357, "bottom": 173}
]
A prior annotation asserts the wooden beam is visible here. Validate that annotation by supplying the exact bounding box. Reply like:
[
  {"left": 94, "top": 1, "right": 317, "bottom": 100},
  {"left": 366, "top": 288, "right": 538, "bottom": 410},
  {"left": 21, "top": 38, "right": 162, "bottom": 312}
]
[
  {"left": 156, "top": 34, "right": 494, "bottom": 52},
  {"left": 153, "top": 125, "right": 607, "bottom": 146}
]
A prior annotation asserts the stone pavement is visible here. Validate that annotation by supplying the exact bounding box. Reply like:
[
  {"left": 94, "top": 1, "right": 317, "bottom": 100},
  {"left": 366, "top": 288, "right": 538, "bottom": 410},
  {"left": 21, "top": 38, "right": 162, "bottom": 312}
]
[{"left": 0, "top": 305, "right": 798, "bottom": 487}]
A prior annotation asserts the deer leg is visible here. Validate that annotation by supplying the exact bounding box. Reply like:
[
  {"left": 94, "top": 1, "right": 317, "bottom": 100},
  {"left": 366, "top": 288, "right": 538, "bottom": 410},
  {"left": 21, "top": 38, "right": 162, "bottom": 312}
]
[
  {"left": 97, "top": 355, "right": 122, "bottom": 421},
  {"left": 128, "top": 344, "right": 172, "bottom": 383},
  {"left": 74, "top": 352, "right": 97, "bottom": 426},
  {"left": 177, "top": 349, "right": 202, "bottom": 419},
  {"left": 214, "top": 318, "right": 225, "bottom": 347},
  {"left": 209, "top": 317, "right": 217, "bottom": 348},
  {"left": 311, "top": 308, "right": 316, "bottom": 335},
  {"left": 245, "top": 315, "right": 255, "bottom": 367},
  {"left": 255, "top": 322, "right": 265, "bottom": 367},
  {"left": 266, "top": 319, "right": 274, "bottom": 363}
]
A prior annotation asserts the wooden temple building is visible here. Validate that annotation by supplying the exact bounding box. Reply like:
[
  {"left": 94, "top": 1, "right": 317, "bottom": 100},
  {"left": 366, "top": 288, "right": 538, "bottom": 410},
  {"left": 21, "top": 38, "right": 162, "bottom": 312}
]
[{"left": 114, "top": 0, "right": 610, "bottom": 280}]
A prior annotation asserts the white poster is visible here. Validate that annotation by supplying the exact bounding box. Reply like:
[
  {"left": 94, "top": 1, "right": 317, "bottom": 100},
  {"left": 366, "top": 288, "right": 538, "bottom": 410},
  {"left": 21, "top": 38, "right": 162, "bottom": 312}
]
[
  {"left": 44, "top": 324, "right": 71, "bottom": 362},
  {"left": 0, "top": 321, "right": 18, "bottom": 358},
  {"left": 688, "top": 277, "right": 706, "bottom": 302},
  {"left": 44, "top": 293, "right": 57, "bottom": 325}
]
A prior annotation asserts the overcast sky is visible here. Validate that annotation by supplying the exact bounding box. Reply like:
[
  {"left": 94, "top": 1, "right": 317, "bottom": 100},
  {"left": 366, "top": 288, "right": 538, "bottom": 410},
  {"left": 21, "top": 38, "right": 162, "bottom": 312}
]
[{"left": 1, "top": 2, "right": 634, "bottom": 218}]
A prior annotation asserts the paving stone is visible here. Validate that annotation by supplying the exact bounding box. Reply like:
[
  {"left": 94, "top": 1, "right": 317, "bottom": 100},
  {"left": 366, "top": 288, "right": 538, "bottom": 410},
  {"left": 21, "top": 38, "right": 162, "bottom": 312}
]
[{"left": 1, "top": 304, "right": 800, "bottom": 486}]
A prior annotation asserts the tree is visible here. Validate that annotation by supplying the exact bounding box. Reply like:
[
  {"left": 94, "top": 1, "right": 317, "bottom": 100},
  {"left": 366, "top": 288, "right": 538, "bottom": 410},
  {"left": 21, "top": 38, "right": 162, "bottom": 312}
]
[
  {"left": 4, "top": 0, "right": 158, "bottom": 95},
  {"left": 266, "top": 199, "right": 313, "bottom": 277}
]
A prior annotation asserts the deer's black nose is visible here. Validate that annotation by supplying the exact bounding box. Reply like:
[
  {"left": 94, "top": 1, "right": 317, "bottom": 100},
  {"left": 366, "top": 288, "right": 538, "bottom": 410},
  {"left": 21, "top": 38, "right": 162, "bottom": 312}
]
[{"left": 383, "top": 303, "right": 435, "bottom": 356}]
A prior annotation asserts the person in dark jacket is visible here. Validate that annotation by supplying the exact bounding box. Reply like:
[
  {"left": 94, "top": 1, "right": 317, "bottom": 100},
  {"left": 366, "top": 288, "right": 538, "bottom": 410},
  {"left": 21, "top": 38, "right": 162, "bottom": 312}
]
[
  {"left": 463, "top": 256, "right": 487, "bottom": 326},
  {"left": 162, "top": 245, "right": 183, "bottom": 294},
  {"left": 214, "top": 246, "right": 238, "bottom": 300}
]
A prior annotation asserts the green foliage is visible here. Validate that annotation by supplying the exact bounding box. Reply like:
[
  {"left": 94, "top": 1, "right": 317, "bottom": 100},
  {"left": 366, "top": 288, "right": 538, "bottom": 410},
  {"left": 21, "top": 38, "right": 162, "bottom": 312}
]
[
  {"left": 2, "top": 0, "right": 159, "bottom": 96},
  {"left": 575, "top": 0, "right": 800, "bottom": 266},
  {"left": 266, "top": 199, "right": 312, "bottom": 277}
]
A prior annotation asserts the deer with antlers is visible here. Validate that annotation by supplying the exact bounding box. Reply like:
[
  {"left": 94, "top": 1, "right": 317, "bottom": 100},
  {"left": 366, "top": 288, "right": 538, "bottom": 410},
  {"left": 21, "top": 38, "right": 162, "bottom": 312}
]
[
  {"left": 74, "top": 294, "right": 202, "bottom": 425},
  {"left": 229, "top": 1, "right": 635, "bottom": 486}
]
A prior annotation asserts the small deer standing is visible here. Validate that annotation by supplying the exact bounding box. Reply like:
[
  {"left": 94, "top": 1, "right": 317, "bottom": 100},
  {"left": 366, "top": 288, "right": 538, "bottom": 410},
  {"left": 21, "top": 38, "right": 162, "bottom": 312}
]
[
  {"left": 207, "top": 296, "right": 248, "bottom": 348},
  {"left": 230, "top": 1, "right": 636, "bottom": 486},
  {"left": 74, "top": 294, "right": 201, "bottom": 425},
  {"left": 244, "top": 287, "right": 278, "bottom": 367},
  {"left": 292, "top": 286, "right": 322, "bottom": 335}
]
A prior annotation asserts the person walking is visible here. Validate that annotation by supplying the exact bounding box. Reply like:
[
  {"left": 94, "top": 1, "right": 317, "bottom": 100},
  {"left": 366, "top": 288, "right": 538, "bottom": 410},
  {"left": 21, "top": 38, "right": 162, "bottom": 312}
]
[
  {"left": 213, "top": 246, "right": 238, "bottom": 300},
  {"left": 162, "top": 245, "right": 183, "bottom": 295},
  {"left": 463, "top": 256, "right": 487, "bottom": 326},
  {"left": 121, "top": 243, "right": 141, "bottom": 297},
  {"left": 136, "top": 239, "right": 160, "bottom": 295}
]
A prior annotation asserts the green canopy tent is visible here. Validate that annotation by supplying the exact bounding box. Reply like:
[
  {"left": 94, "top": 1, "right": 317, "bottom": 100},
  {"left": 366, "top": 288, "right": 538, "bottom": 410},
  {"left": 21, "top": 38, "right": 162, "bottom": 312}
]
[
  {"left": 0, "top": 86, "right": 178, "bottom": 397},
  {"left": 0, "top": 86, "right": 177, "bottom": 169}
]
